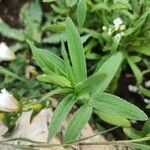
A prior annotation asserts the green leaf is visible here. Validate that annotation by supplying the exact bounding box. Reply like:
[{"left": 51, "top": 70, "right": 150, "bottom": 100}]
[
  {"left": 48, "top": 94, "right": 77, "bottom": 142},
  {"left": 42, "top": 22, "right": 66, "bottom": 32},
  {"left": 66, "top": 17, "right": 87, "bottom": 83},
  {"left": 0, "top": 21, "right": 25, "bottom": 41},
  {"left": 29, "top": 0, "right": 42, "bottom": 23},
  {"left": 90, "top": 92, "right": 148, "bottom": 121},
  {"left": 61, "top": 42, "right": 75, "bottom": 84},
  {"left": 92, "top": 3, "right": 109, "bottom": 12},
  {"left": 27, "top": 41, "right": 66, "bottom": 76},
  {"left": 20, "top": 0, "right": 42, "bottom": 42},
  {"left": 142, "top": 118, "right": 150, "bottom": 135},
  {"left": 43, "top": 32, "right": 66, "bottom": 44},
  {"left": 37, "top": 74, "right": 72, "bottom": 88},
  {"left": 65, "top": 0, "right": 77, "bottom": 7},
  {"left": 75, "top": 73, "right": 106, "bottom": 96},
  {"left": 127, "top": 143, "right": 150, "bottom": 150},
  {"left": 125, "top": 12, "right": 149, "bottom": 35},
  {"left": 123, "top": 128, "right": 144, "bottom": 139},
  {"left": 77, "top": 0, "right": 87, "bottom": 28},
  {"left": 63, "top": 104, "right": 93, "bottom": 143},
  {"left": 127, "top": 57, "right": 143, "bottom": 84},
  {"left": 96, "top": 111, "right": 130, "bottom": 127},
  {"left": 139, "top": 87, "right": 150, "bottom": 98},
  {"left": 135, "top": 44, "right": 150, "bottom": 56},
  {"left": 95, "top": 52, "right": 123, "bottom": 92}
]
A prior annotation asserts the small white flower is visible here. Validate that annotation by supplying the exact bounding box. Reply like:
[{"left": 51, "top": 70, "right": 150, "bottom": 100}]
[
  {"left": 144, "top": 98, "right": 150, "bottom": 104},
  {"left": 102, "top": 26, "right": 107, "bottom": 31},
  {"left": 114, "top": 32, "right": 125, "bottom": 42},
  {"left": 0, "top": 89, "right": 19, "bottom": 112},
  {"left": 0, "top": 42, "right": 15, "bottom": 62},
  {"left": 113, "top": 17, "right": 123, "bottom": 31},
  {"left": 145, "top": 80, "right": 150, "bottom": 88},
  {"left": 128, "top": 85, "right": 137, "bottom": 93},
  {"left": 120, "top": 25, "right": 126, "bottom": 31},
  {"left": 108, "top": 27, "right": 113, "bottom": 35}
]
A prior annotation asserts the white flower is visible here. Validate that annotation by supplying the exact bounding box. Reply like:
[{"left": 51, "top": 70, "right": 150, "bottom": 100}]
[
  {"left": 114, "top": 32, "right": 125, "bottom": 42},
  {"left": 113, "top": 17, "right": 123, "bottom": 31},
  {"left": 120, "top": 25, "right": 126, "bottom": 31},
  {"left": 0, "top": 42, "right": 15, "bottom": 62},
  {"left": 102, "top": 26, "right": 107, "bottom": 31},
  {"left": 108, "top": 27, "right": 113, "bottom": 35},
  {"left": 128, "top": 85, "right": 137, "bottom": 93},
  {"left": 144, "top": 98, "right": 150, "bottom": 104},
  {"left": 0, "top": 89, "right": 19, "bottom": 112},
  {"left": 145, "top": 80, "right": 150, "bottom": 88}
]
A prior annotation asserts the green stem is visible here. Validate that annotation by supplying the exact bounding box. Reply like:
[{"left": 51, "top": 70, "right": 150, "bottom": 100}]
[
  {"left": 79, "top": 136, "right": 150, "bottom": 146},
  {"left": 1, "top": 136, "right": 150, "bottom": 149},
  {"left": 0, "top": 137, "right": 44, "bottom": 144}
]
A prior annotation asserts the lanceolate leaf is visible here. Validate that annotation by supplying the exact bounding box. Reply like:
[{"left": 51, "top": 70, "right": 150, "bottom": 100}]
[
  {"left": 95, "top": 52, "right": 123, "bottom": 92},
  {"left": 127, "top": 57, "right": 143, "bottom": 84},
  {"left": 75, "top": 73, "right": 106, "bottom": 96},
  {"left": 90, "top": 92, "right": 148, "bottom": 121},
  {"left": 66, "top": 17, "right": 87, "bottom": 83},
  {"left": 37, "top": 74, "right": 72, "bottom": 88},
  {"left": 63, "top": 104, "right": 93, "bottom": 143},
  {"left": 96, "top": 111, "right": 130, "bottom": 127},
  {"left": 48, "top": 94, "right": 77, "bottom": 142},
  {"left": 61, "top": 42, "right": 75, "bottom": 84},
  {"left": 28, "top": 41, "right": 66, "bottom": 76},
  {"left": 77, "top": 0, "right": 87, "bottom": 28}
]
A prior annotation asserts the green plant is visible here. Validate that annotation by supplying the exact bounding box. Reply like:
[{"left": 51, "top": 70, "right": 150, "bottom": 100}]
[
  {"left": 28, "top": 17, "right": 148, "bottom": 143},
  {"left": 42, "top": 0, "right": 150, "bottom": 104}
]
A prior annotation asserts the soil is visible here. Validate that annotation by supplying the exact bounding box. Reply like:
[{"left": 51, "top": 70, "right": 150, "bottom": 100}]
[{"left": 0, "top": 0, "right": 149, "bottom": 141}]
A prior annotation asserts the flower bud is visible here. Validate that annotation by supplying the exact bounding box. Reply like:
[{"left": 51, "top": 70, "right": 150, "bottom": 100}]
[{"left": 0, "top": 89, "right": 19, "bottom": 112}]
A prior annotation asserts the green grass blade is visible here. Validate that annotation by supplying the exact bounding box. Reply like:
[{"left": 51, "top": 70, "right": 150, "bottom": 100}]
[
  {"left": 66, "top": 17, "right": 87, "bottom": 83},
  {"left": 90, "top": 92, "right": 148, "bottom": 121},
  {"left": 63, "top": 104, "right": 93, "bottom": 143},
  {"left": 48, "top": 94, "right": 77, "bottom": 142},
  {"left": 77, "top": 0, "right": 87, "bottom": 28}
]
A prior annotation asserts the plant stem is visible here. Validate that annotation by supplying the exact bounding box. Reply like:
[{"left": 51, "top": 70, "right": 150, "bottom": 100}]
[{"left": 1, "top": 136, "right": 150, "bottom": 149}]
